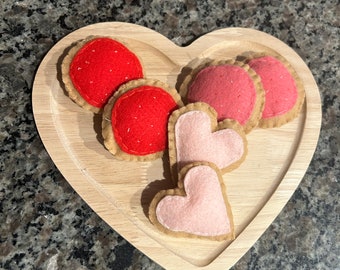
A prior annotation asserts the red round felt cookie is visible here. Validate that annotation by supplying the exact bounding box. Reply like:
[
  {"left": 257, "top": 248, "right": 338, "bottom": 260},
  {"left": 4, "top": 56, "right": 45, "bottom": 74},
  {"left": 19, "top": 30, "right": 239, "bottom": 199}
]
[
  {"left": 69, "top": 37, "right": 143, "bottom": 109},
  {"left": 111, "top": 85, "right": 179, "bottom": 156}
]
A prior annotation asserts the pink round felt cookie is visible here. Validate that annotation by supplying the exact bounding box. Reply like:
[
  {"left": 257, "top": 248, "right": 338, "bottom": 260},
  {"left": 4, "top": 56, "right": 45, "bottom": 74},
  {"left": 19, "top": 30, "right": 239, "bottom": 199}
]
[
  {"left": 184, "top": 61, "right": 264, "bottom": 133},
  {"left": 68, "top": 37, "right": 143, "bottom": 110},
  {"left": 110, "top": 85, "right": 179, "bottom": 157},
  {"left": 248, "top": 55, "right": 300, "bottom": 120}
]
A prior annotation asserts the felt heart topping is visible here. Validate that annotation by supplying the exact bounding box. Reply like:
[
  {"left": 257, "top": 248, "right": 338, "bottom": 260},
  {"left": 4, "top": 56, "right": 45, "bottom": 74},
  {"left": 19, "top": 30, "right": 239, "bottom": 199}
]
[
  {"left": 151, "top": 163, "right": 234, "bottom": 240},
  {"left": 169, "top": 103, "right": 247, "bottom": 179},
  {"left": 69, "top": 37, "right": 143, "bottom": 108},
  {"left": 248, "top": 55, "right": 298, "bottom": 119},
  {"left": 186, "top": 63, "right": 259, "bottom": 125},
  {"left": 111, "top": 84, "right": 179, "bottom": 156}
]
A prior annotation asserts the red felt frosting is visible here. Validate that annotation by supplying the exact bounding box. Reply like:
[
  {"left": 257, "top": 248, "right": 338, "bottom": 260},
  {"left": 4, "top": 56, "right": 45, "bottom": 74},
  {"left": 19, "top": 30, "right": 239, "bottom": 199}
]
[
  {"left": 111, "top": 85, "right": 179, "bottom": 155},
  {"left": 69, "top": 37, "right": 143, "bottom": 108}
]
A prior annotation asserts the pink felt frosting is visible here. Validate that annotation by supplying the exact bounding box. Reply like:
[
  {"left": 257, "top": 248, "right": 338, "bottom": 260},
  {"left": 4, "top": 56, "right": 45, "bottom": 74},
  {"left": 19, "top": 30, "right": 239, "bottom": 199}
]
[
  {"left": 175, "top": 110, "right": 245, "bottom": 171},
  {"left": 248, "top": 56, "right": 298, "bottom": 118},
  {"left": 156, "top": 165, "right": 232, "bottom": 236},
  {"left": 187, "top": 65, "right": 257, "bottom": 125}
]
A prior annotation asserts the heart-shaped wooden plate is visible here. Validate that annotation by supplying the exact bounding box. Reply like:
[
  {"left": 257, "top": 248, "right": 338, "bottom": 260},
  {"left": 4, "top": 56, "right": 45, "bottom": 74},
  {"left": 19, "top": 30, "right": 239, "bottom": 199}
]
[{"left": 32, "top": 22, "right": 321, "bottom": 269}]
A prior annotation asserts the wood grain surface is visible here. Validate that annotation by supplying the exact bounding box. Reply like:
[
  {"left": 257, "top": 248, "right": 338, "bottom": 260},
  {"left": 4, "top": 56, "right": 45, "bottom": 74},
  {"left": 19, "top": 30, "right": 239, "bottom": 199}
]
[{"left": 32, "top": 22, "right": 321, "bottom": 269}]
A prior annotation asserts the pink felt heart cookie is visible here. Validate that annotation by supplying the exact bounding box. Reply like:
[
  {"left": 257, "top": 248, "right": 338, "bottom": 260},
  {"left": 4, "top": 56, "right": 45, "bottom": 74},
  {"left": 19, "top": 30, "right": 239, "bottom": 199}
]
[
  {"left": 149, "top": 162, "right": 235, "bottom": 241},
  {"left": 168, "top": 102, "right": 247, "bottom": 183}
]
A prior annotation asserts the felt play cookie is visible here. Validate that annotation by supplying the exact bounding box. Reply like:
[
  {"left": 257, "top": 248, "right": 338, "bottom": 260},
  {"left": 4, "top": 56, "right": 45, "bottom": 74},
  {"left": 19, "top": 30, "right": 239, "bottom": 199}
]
[
  {"left": 61, "top": 36, "right": 144, "bottom": 113},
  {"left": 244, "top": 53, "right": 305, "bottom": 128},
  {"left": 168, "top": 102, "right": 247, "bottom": 183},
  {"left": 180, "top": 59, "right": 265, "bottom": 133},
  {"left": 149, "top": 162, "right": 235, "bottom": 241},
  {"left": 102, "top": 78, "right": 183, "bottom": 161}
]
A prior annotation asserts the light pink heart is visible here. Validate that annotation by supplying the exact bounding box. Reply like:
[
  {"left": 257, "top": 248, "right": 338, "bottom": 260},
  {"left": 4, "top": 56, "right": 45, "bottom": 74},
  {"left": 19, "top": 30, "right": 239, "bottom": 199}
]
[
  {"left": 155, "top": 163, "right": 234, "bottom": 239},
  {"left": 174, "top": 109, "right": 246, "bottom": 173}
]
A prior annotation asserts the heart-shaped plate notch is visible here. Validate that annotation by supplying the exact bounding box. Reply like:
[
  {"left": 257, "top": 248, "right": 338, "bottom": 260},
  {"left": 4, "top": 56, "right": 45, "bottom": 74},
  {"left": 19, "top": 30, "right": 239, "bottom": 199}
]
[{"left": 32, "top": 22, "right": 321, "bottom": 269}]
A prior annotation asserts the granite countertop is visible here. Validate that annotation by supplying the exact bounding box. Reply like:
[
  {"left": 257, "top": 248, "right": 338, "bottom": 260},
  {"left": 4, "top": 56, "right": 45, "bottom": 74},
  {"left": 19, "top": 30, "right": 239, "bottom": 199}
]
[{"left": 1, "top": 0, "right": 339, "bottom": 269}]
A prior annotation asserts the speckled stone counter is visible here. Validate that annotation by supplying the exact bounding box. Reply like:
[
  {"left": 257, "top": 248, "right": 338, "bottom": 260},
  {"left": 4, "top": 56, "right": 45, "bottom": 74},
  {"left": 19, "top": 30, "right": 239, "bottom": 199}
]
[{"left": 1, "top": 1, "right": 339, "bottom": 269}]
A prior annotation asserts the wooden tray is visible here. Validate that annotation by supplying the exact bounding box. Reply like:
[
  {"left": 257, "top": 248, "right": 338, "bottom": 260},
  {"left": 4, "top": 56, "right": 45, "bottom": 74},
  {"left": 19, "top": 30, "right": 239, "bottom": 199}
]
[{"left": 32, "top": 22, "right": 321, "bottom": 269}]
